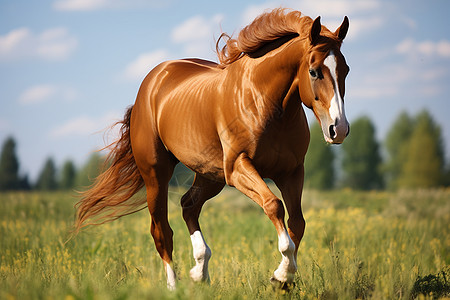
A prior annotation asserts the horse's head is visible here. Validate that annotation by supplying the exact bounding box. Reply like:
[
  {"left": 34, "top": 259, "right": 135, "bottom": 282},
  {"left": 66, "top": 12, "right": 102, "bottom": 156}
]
[{"left": 299, "top": 16, "right": 350, "bottom": 144}]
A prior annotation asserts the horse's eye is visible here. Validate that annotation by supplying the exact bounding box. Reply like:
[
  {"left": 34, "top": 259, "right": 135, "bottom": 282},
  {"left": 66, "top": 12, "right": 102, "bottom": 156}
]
[{"left": 309, "top": 69, "right": 317, "bottom": 78}]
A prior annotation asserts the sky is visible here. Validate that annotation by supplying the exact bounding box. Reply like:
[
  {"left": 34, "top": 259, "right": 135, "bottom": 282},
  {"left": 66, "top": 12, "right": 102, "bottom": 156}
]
[{"left": 1, "top": 0, "right": 449, "bottom": 181}]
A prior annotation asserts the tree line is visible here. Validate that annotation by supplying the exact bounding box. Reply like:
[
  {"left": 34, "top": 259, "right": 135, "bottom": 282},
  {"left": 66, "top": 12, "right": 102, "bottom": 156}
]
[
  {"left": 0, "top": 141, "right": 105, "bottom": 191},
  {"left": 305, "top": 109, "right": 449, "bottom": 190},
  {"left": 0, "top": 109, "right": 449, "bottom": 191}
]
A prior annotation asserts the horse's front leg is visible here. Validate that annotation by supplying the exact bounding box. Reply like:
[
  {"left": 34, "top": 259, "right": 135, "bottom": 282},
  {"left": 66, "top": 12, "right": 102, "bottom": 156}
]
[
  {"left": 225, "top": 153, "right": 297, "bottom": 288},
  {"left": 274, "top": 166, "right": 306, "bottom": 273}
]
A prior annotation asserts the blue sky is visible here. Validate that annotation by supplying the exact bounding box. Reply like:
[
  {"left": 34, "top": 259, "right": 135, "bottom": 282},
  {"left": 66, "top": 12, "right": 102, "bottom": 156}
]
[{"left": 1, "top": 0, "right": 449, "bottom": 181}]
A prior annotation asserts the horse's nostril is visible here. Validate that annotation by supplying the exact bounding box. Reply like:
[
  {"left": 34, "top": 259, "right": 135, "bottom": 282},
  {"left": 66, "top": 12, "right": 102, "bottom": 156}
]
[{"left": 329, "top": 124, "right": 336, "bottom": 139}]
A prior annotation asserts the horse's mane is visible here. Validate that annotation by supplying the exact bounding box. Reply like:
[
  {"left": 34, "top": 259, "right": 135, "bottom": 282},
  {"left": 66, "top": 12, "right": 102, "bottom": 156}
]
[{"left": 216, "top": 8, "right": 339, "bottom": 67}]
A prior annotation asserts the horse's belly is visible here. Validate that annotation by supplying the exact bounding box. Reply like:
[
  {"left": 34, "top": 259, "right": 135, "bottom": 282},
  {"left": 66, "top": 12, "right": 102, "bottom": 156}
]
[
  {"left": 172, "top": 144, "right": 225, "bottom": 182},
  {"left": 158, "top": 109, "right": 225, "bottom": 181}
]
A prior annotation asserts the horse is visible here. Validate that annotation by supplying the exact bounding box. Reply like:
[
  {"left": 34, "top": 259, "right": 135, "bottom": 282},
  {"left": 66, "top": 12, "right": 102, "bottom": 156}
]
[{"left": 75, "top": 8, "right": 350, "bottom": 290}]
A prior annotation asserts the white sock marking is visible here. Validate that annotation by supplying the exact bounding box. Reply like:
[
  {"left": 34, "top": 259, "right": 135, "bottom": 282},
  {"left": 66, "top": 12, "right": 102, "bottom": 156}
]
[
  {"left": 273, "top": 229, "right": 297, "bottom": 283},
  {"left": 165, "top": 263, "right": 176, "bottom": 290},
  {"left": 190, "top": 230, "right": 211, "bottom": 282}
]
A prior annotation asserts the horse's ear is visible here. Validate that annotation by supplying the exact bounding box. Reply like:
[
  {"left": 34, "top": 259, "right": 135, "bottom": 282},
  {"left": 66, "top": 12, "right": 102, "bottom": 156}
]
[
  {"left": 335, "top": 16, "right": 349, "bottom": 41},
  {"left": 310, "top": 16, "right": 322, "bottom": 45}
]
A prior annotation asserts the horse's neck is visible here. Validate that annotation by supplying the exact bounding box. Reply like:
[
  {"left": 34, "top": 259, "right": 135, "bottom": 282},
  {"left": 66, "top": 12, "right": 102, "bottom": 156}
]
[{"left": 243, "top": 38, "right": 306, "bottom": 119}]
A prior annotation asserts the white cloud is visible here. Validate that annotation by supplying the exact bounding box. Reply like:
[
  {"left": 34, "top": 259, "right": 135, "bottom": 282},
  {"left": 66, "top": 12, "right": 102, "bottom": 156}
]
[
  {"left": 172, "top": 16, "right": 212, "bottom": 43},
  {"left": 396, "top": 38, "right": 414, "bottom": 54},
  {"left": 421, "top": 67, "right": 448, "bottom": 81},
  {"left": 240, "top": 3, "right": 279, "bottom": 27},
  {"left": 241, "top": 0, "right": 381, "bottom": 24},
  {"left": 53, "top": 0, "right": 169, "bottom": 11},
  {"left": 50, "top": 111, "right": 121, "bottom": 139},
  {"left": 297, "top": 0, "right": 380, "bottom": 18},
  {"left": 123, "top": 50, "right": 169, "bottom": 81},
  {"left": 399, "top": 15, "right": 417, "bottom": 30},
  {"left": 19, "top": 85, "right": 57, "bottom": 105},
  {"left": 171, "top": 14, "right": 223, "bottom": 58},
  {"left": 0, "top": 28, "right": 29, "bottom": 54},
  {"left": 18, "top": 84, "right": 77, "bottom": 105},
  {"left": 53, "top": 0, "right": 107, "bottom": 11},
  {"left": 37, "top": 28, "right": 78, "bottom": 60},
  {"left": 396, "top": 38, "right": 450, "bottom": 59},
  {"left": 349, "top": 85, "right": 399, "bottom": 100},
  {"left": 347, "top": 63, "right": 408, "bottom": 100},
  {"left": 0, "top": 27, "right": 77, "bottom": 61},
  {"left": 435, "top": 40, "right": 450, "bottom": 58},
  {"left": 348, "top": 49, "right": 450, "bottom": 101},
  {"left": 347, "top": 17, "right": 384, "bottom": 40},
  {"left": 240, "top": 0, "right": 384, "bottom": 40}
]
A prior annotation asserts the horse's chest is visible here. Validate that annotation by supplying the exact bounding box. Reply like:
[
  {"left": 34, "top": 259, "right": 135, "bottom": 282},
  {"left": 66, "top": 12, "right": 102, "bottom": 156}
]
[{"left": 252, "top": 125, "right": 309, "bottom": 177}]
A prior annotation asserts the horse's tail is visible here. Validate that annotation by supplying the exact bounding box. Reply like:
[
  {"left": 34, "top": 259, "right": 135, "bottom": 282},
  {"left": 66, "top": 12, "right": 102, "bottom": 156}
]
[{"left": 74, "top": 105, "right": 145, "bottom": 233}]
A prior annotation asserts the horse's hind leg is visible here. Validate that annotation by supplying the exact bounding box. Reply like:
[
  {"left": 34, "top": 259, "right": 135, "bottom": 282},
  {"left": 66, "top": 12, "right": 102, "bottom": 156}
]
[
  {"left": 181, "top": 174, "right": 224, "bottom": 282},
  {"left": 134, "top": 139, "right": 177, "bottom": 289},
  {"left": 145, "top": 171, "right": 176, "bottom": 289}
]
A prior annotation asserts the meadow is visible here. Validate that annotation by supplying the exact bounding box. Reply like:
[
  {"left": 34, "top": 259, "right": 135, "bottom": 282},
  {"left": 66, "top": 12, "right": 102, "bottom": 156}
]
[{"left": 0, "top": 187, "right": 449, "bottom": 299}]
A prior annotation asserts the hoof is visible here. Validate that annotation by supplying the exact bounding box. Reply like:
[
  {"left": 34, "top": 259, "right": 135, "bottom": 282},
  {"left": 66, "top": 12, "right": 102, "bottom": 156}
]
[{"left": 270, "top": 277, "right": 295, "bottom": 292}]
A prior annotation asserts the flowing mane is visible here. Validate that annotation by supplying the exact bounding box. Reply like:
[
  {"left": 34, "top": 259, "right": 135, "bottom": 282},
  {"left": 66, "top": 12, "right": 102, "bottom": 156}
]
[{"left": 216, "top": 8, "right": 340, "bottom": 67}]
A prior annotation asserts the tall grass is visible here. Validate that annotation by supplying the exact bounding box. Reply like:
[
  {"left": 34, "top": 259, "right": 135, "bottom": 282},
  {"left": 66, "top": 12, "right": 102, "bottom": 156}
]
[{"left": 0, "top": 188, "right": 448, "bottom": 299}]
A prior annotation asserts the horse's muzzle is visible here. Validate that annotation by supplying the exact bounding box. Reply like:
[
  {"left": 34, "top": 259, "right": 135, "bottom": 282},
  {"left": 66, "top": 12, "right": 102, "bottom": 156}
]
[{"left": 327, "top": 120, "right": 349, "bottom": 144}]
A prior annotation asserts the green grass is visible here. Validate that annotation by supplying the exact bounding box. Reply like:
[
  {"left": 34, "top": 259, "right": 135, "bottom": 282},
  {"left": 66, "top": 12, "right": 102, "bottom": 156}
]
[{"left": 0, "top": 188, "right": 449, "bottom": 299}]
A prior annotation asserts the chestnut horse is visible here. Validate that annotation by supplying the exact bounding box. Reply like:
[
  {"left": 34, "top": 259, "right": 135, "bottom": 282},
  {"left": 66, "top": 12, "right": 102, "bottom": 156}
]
[{"left": 75, "top": 9, "right": 350, "bottom": 290}]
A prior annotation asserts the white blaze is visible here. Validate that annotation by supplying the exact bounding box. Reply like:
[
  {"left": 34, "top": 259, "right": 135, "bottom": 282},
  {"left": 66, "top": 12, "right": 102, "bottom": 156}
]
[{"left": 323, "top": 50, "right": 346, "bottom": 124}]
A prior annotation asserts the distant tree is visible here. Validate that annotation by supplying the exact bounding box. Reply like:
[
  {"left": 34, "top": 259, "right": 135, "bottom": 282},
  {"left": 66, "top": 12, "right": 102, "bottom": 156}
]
[
  {"left": 384, "top": 111, "right": 413, "bottom": 189},
  {"left": 76, "top": 153, "right": 105, "bottom": 188},
  {"left": 19, "top": 174, "right": 31, "bottom": 190},
  {"left": 304, "top": 122, "right": 335, "bottom": 189},
  {"left": 444, "top": 165, "right": 450, "bottom": 187},
  {"left": 35, "top": 157, "right": 58, "bottom": 190},
  {"left": 397, "top": 110, "right": 444, "bottom": 188},
  {"left": 0, "top": 136, "right": 28, "bottom": 190},
  {"left": 341, "top": 116, "right": 383, "bottom": 190},
  {"left": 415, "top": 110, "right": 445, "bottom": 163},
  {"left": 60, "top": 160, "right": 77, "bottom": 190}
]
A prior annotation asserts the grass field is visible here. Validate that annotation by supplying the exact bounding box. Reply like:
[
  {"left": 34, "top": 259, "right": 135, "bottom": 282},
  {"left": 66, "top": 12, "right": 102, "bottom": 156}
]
[{"left": 1, "top": 187, "right": 449, "bottom": 299}]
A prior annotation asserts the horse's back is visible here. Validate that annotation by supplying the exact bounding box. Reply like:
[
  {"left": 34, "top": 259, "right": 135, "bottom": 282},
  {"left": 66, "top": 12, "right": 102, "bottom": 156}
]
[{"left": 134, "top": 57, "right": 221, "bottom": 123}]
